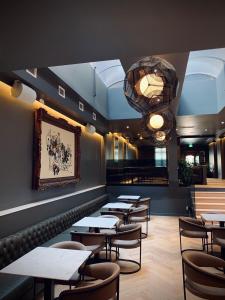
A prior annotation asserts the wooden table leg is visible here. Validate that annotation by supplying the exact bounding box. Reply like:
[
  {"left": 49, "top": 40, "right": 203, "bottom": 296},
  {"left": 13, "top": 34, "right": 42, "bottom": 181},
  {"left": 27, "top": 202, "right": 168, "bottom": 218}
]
[{"left": 44, "top": 279, "right": 54, "bottom": 300}]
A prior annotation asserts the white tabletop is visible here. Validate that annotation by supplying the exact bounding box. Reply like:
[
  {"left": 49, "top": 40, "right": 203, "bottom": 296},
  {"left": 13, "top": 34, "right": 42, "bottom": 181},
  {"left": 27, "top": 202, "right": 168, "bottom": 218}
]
[
  {"left": 117, "top": 195, "right": 140, "bottom": 200},
  {"left": 201, "top": 213, "right": 225, "bottom": 222},
  {"left": 103, "top": 202, "right": 133, "bottom": 210},
  {"left": 73, "top": 216, "right": 117, "bottom": 228},
  {"left": 0, "top": 247, "right": 91, "bottom": 281}
]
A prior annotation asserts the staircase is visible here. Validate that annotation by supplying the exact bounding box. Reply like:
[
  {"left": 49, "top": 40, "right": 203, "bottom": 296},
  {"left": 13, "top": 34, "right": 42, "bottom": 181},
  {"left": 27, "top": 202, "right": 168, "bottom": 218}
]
[{"left": 193, "top": 190, "right": 225, "bottom": 218}]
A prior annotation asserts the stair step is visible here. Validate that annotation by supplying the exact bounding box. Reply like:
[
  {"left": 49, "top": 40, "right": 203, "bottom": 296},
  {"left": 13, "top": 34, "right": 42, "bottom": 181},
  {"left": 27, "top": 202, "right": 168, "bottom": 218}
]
[{"left": 194, "top": 198, "right": 225, "bottom": 204}]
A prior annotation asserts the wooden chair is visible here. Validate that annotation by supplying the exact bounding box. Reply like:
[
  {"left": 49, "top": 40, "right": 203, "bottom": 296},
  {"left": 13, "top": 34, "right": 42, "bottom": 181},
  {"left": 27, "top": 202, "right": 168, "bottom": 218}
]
[
  {"left": 182, "top": 250, "right": 225, "bottom": 300},
  {"left": 136, "top": 197, "right": 151, "bottom": 220}
]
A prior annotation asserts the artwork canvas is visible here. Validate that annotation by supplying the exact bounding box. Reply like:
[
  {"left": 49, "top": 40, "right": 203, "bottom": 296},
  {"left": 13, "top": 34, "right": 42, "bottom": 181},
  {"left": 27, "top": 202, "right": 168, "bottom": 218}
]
[{"left": 33, "top": 108, "right": 81, "bottom": 190}]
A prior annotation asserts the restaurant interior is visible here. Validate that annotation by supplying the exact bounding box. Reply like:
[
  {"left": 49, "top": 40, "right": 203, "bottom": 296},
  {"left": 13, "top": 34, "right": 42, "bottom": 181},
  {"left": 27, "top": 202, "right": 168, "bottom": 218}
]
[{"left": 1, "top": 2, "right": 225, "bottom": 299}]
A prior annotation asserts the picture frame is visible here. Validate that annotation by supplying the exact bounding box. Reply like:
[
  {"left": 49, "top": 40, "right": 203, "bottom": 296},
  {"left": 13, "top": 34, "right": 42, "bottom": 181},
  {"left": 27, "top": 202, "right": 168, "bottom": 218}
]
[{"left": 33, "top": 108, "right": 81, "bottom": 190}]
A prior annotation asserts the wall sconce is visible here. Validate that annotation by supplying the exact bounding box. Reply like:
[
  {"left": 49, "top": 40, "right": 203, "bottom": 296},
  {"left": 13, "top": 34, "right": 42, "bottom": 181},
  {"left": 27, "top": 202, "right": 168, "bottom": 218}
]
[
  {"left": 11, "top": 80, "right": 37, "bottom": 104},
  {"left": 85, "top": 123, "right": 96, "bottom": 134}
]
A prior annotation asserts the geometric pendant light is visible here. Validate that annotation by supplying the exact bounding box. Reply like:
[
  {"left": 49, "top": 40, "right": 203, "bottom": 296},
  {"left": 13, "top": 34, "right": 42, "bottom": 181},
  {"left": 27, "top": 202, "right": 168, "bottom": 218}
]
[{"left": 124, "top": 56, "right": 178, "bottom": 114}]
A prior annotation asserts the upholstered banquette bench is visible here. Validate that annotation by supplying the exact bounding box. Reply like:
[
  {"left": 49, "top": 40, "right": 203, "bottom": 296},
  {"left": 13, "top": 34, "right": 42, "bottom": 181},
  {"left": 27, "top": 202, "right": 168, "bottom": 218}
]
[{"left": 0, "top": 194, "right": 108, "bottom": 300}]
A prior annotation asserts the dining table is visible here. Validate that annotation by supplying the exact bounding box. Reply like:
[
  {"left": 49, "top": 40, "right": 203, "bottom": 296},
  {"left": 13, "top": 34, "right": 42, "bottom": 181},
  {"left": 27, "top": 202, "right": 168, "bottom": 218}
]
[{"left": 0, "top": 246, "right": 91, "bottom": 300}]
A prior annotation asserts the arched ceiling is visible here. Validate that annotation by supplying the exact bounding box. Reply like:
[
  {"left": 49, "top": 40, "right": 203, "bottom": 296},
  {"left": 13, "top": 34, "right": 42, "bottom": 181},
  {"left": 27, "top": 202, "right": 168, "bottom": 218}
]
[{"left": 89, "top": 60, "right": 125, "bottom": 88}]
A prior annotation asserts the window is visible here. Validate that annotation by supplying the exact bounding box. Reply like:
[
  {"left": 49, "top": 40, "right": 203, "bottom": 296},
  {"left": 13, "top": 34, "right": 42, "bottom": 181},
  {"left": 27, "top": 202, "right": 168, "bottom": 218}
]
[
  {"left": 155, "top": 147, "right": 167, "bottom": 167},
  {"left": 185, "top": 155, "right": 194, "bottom": 165}
]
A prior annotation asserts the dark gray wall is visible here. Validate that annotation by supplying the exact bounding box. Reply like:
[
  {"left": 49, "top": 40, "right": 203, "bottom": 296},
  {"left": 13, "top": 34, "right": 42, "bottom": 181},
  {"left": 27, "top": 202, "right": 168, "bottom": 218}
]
[
  {"left": 107, "top": 185, "right": 190, "bottom": 216},
  {"left": 0, "top": 90, "right": 105, "bottom": 211},
  {"left": 0, "top": 186, "right": 106, "bottom": 238}
]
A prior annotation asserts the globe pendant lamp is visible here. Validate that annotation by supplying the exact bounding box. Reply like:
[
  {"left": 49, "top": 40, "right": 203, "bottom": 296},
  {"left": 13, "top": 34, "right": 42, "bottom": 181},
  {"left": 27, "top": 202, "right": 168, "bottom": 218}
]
[
  {"left": 144, "top": 108, "right": 175, "bottom": 133},
  {"left": 124, "top": 56, "right": 178, "bottom": 114}
]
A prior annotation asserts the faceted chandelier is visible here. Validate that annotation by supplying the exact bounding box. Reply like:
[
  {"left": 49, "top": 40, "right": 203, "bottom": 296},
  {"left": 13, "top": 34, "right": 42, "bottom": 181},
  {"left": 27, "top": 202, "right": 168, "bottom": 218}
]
[{"left": 124, "top": 56, "right": 178, "bottom": 114}]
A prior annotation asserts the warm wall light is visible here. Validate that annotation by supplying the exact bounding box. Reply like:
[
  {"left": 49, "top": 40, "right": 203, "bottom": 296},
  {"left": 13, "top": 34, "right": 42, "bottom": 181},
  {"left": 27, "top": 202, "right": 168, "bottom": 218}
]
[
  {"left": 149, "top": 114, "right": 164, "bottom": 129},
  {"left": 11, "top": 80, "right": 37, "bottom": 104}
]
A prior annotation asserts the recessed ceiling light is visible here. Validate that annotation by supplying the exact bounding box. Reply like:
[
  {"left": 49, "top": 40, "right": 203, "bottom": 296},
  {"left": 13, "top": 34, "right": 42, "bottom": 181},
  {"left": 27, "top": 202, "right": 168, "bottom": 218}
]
[
  {"left": 221, "top": 121, "right": 224, "bottom": 125},
  {"left": 126, "top": 125, "right": 130, "bottom": 129},
  {"left": 204, "top": 128, "right": 208, "bottom": 131},
  {"left": 176, "top": 128, "right": 178, "bottom": 131},
  {"left": 139, "top": 136, "right": 143, "bottom": 140}
]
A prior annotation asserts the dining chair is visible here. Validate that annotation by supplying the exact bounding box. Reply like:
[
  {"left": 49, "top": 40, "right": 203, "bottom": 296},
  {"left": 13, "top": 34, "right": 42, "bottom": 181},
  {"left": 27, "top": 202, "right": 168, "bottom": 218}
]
[
  {"left": 56, "top": 262, "right": 120, "bottom": 300},
  {"left": 100, "top": 210, "right": 127, "bottom": 225},
  {"left": 179, "top": 217, "right": 209, "bottom": 253},
  {"left": 128, "top": 205, "right": 149, "bottom": 238},
  {"left": 212, "top": 228, "right": 225, "bottom": 259},
  {"left": 70, "top": 231, "right": 106, "bottom": 260},
  {"left": 109, "top": 223, "right": 142, "bottom": 274},
  {"left": 136, "top": 197, "right": 151, "bottom": 220},
  {"left": 182, "top": 250, "right": 225, "bottom": 300}
]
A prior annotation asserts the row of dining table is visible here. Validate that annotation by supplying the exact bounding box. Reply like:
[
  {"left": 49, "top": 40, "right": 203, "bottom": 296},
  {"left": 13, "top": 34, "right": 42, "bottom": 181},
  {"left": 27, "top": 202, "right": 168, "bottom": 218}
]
[{"left": 0, "top": 194, "right": 141, "bottom": 300}]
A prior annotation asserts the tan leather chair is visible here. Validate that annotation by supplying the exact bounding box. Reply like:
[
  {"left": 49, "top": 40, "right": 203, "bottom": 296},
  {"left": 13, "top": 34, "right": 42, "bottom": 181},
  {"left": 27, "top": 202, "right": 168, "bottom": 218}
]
[
  {"left": 109, "top": 224, "right": 142, "bottom": 274},
  {"left": 50, "top": 241, "right": 88, "bottom": 286},
  {"left": 179, "top": 217, "right": 209, "bottom": 253},
  {"left": 100, "top": 210, "right": 126, "bottom": 225},
  {"left": 212, "top": 228, "right": 225, "bottom": 259},
  {"left": 182, "top": 250, "right": 225, "bottom": 300},
  {"left": 56, "top": 262, "right": 120, "bottom": 300},
  {"left": 128, "top": 205, "right": 149, "bottom": 238},
  {"left": 70, "top": 231, "right": 106, "bottom": 260},
  {"left": 136, "top": 197, "right": 151, "bottom": 220}
]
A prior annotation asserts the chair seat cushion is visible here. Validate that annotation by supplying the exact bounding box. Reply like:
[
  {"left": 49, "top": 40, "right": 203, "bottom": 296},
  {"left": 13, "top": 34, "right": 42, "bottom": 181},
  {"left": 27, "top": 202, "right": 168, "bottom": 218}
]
[
  {"left": 186, "top": 278, "right": 225, "bottom": 299},
  {"left": 0, "top": 273, "right": 33, "bottom": 300},
  {"left": 99, "top": 229, "right": 116, "bottom": 236},
  {"left": 214, "top": 237, "right": 225, "bottom": 248},
  {"left": 111, "top": 239, "right": 140, "bottom": 249},
  {"left": 129, "top": 217, "right": 147, "bottom": 223},
  {"left": 181, "top": 230, "right": 207, "bottom": 238}
]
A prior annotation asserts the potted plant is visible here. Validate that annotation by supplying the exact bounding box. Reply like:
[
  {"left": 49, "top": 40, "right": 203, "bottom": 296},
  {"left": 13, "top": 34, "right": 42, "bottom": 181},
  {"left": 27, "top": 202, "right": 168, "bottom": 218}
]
[{"left": 178, "top": 160, "right": 193, "bottom": 186}]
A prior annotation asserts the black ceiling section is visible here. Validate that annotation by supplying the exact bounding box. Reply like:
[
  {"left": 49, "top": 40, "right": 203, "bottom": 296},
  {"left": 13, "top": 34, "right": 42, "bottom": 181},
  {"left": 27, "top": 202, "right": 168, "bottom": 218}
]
[
  {"left": 0, "top": 69, "right": 109, "bottom": 134},
  {"left": 1, "top": 1, "right": 225, "bottom": 71}
]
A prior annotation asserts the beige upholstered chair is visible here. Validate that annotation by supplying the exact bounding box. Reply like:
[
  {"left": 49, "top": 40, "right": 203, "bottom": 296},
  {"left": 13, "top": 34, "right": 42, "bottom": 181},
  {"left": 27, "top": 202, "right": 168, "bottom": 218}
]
[
  {"left": 100, "top": 210, "right": 126, "bottom": 225},
  {"left": 109, "top": 223, "right": 142, "bottom": 274},
  {"left": 56, "top": 262, "right": 120, "bottom": 300},
  {"left": 50, "top": 241, "right": 88, "bottom": 286},
  {"left": 136, "top": 197, "right": 151, "bottom": 220},
  {"left": 182, "top": 250, "right": 225, "bottom": 300},
  {"left": 179, "top": 217, "right": 209, "bottom": 253},
  {"left": 212, "top": 228, "right": 225, "bottom": 258},
  {"left": 128, "top": 205, "right": 149, "bottom": 238},
  {"left": 70, "top": 231, "right": 106, "bottom": 260}
]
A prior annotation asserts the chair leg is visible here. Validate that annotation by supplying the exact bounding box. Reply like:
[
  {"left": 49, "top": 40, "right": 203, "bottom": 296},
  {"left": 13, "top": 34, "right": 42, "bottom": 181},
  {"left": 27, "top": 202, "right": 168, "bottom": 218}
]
[
  {"left": 179, "top": 233, "right": 183, "bottom": 253},
  {"left": 182, "top": 261, "right": 187, "bottom": 300},
  {"left": 117, "top": 275, "right": 120, "bottom": 300}
]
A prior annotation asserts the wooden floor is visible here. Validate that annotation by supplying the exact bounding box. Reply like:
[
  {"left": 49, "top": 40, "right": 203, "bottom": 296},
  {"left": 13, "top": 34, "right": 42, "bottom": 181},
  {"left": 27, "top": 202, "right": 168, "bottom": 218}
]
[{"left": 38, "top": 216, "right": 204, "bottom": 300}]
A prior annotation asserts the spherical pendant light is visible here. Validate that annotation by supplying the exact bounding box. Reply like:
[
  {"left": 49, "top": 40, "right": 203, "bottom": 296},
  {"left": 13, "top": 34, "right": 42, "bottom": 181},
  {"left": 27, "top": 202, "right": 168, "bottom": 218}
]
[
  {"left": 124, "top": 56, "right": 178, "bottom": 114},
  {"left": 149, "top": 114, "right": 164, "bottom": 129},
  {"left": 155, "top": 131, "right": 166, "bottom": 141},
  {"left": 144, "top": 108, "right": 175, "bottom": 133}
]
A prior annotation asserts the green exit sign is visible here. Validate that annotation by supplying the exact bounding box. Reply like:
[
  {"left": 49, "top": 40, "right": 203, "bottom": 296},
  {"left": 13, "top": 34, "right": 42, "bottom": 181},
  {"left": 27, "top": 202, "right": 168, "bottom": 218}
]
[{"left": 188, "top": 144, "right": 193, "bottom": 148}]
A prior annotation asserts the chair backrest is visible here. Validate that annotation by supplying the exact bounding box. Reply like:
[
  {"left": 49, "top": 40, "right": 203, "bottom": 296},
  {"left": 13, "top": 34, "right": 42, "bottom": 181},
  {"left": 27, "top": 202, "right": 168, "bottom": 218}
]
[
  {"left": 212, "top": 227, "right": 225, "bottom": 242},
  {"left": 58, "top": 262, "right": 120, "bottom": 300},
  {"left": 100, "top": 211, "right": 125, "bottom": 224},
  {"left": 182, "top": 251, "right": 225, "bottom": 288},
  {"left": 70, "top": 231, "right": 105, "bottom": 246},
  {"left": 112, "top": 224, "right": 142, "bottom": 241},
  {"left": 136, "top": 197, "right": 151, "bottom": 208},
  {"left": 129, "top": 206, "right": 148, "bottom": 218},
  {"left": 98, "top": 214, "right": 122, "bottom": 228},
  {"left": 179, "top": 217, "right": 205, "bottom": 232},
  {"left": 50, "top": 241, "right": 86, "bottom": 250}
]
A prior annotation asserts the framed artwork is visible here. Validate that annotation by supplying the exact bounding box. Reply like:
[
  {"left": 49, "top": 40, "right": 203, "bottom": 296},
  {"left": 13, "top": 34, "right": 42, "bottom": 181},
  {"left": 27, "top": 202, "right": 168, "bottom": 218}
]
[{"left": 33, "top": 108, "right": 81, "bottom": 190}]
